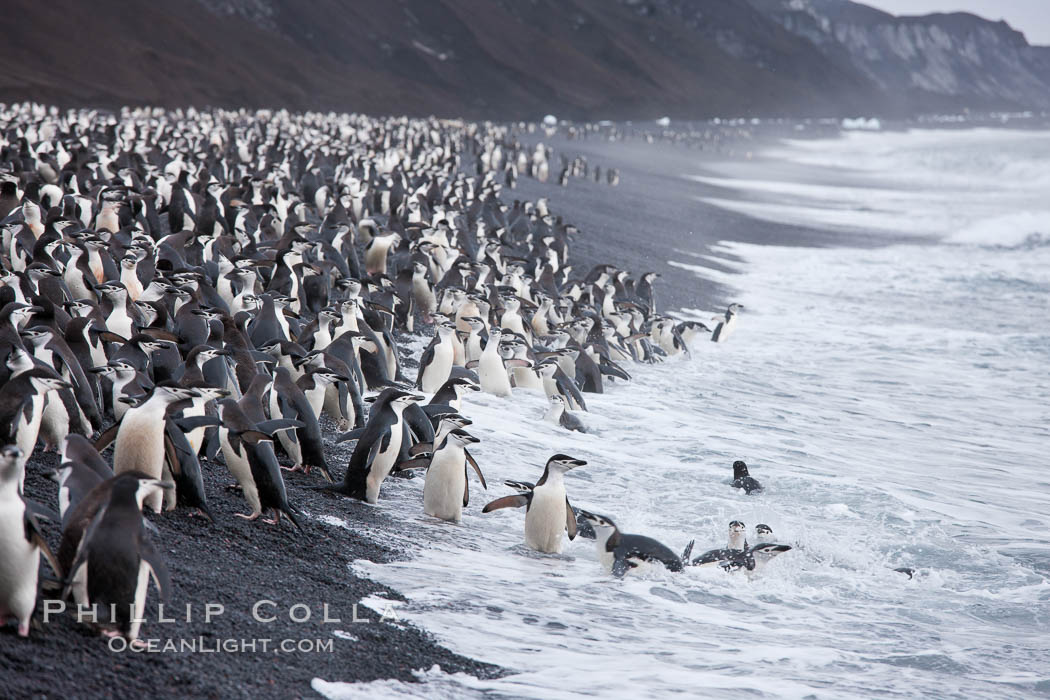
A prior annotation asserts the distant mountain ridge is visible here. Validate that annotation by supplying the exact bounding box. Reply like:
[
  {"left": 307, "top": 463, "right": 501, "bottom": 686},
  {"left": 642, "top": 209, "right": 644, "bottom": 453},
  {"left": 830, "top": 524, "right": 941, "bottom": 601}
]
[
  {"left": 1, "top": 0, "right": 1047, "bottom": 119},
  {"left": 750, "top": 0, "right": 1050, "bottom": 112}
]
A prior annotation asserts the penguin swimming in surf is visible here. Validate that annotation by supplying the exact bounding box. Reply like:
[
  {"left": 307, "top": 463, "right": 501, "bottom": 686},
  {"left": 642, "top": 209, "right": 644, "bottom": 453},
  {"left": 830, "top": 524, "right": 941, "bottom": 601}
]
[
  {"left": 576, "top": 510, "right": 684, "bottom": 577},
  {"left": 689, "top": 520, "right": 748, "bottom": 567},
  {"left": 731, "top": 460, "right": 763, "bottom": 494}
]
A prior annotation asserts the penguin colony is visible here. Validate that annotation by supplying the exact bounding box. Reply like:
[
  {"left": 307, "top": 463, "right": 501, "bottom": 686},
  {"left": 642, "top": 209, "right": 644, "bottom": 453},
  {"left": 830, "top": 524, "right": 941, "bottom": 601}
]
[{"left": 0, "top": 101, "right": 779, "bottom": 649}]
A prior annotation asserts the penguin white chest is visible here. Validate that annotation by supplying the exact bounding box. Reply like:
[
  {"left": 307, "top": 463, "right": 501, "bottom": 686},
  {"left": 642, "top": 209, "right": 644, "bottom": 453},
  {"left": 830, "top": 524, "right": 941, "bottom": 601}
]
[
  {"left": 365, "top": 413, "right": 404, "bottom": 503},
  {"left": 423, "top": 448, "right": 465, "bottom": 522},
  {"left": 478, "top": 350, "right": 511, "bottom": 397},
  {"left": 219, "top": 428, "right": 262, "bottom": 514},
  {"left": 0, "top": 497, "right": 39, "bottom": 626},
  {"left": 525, "top": 483, "right": 567, "bottom": 554},
  {"left": 420, "top": 341, "right": 453, "bottom": 393}
]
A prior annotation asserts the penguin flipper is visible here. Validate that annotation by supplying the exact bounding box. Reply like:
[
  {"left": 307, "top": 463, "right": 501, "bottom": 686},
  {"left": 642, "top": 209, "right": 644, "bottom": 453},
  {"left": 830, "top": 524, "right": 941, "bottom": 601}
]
[
  {"left": 410, "top": 441, "right": 433, "bottom": 456},
  {"left": 681, "top": 540, "right": 695, "bottom": 564},
  {"left": 23, "top": 502, "right": 62, "bottom": 578},
  {"left": 139, "top": 537, "right": 173, "bottom": 602},
  {"left": 256, "top": 419, "right": 304, "bottom": 436},
  {"left": 163, "top": 432, "right": 181, "bottom": 476},
  {"left": 463, "top": 470, "right": 469, "bottom": 507},
  {"left": 336, "top": 427, "right": 367, "bottom": 443},
  {"left": 392, "top": 457, "right": 431, "bottom": 472},
  {"left": 63, "top": 506, "right": 106, "bottom": 599},
  {"left": 174, "top": 415, "right": 222, "bottom": 432},
  {"left": 93, "top": 421, "right": 121, "bottom": 452},
  {"left": 565, "top": 497, "right": 578, "bottom": 540},
  {"left": 481, "top": 494, "right": 529, "bottom": 513},
  {"left": 465, "top": 449, "right": 486, "bottom": 489}
]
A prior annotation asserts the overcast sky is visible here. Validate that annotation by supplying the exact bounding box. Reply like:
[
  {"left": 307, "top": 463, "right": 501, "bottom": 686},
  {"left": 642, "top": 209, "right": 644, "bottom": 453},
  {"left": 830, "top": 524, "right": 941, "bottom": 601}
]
[{"left": 863, "top": 0, "right": 1050, "bottom": 45}]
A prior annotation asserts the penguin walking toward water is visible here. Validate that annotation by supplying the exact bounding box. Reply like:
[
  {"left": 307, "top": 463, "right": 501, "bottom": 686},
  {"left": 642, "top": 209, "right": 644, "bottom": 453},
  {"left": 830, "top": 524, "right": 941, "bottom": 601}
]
[
  {"left": 422, "top": 428, "right": 484, "bottom": 522},
  {"left": 0, "top": 446, "right": 60, "bottom": 637},
  {"left": 473, "top": 328, "right": 513, "bottom": 397},
  {"left": 576, "top": 510, "right": 684, "bottom": 577},
  {"left": 731, "top": 460, "right": 763, "bottom": 494},
  {"left": 327, "top": 389, "right": 425, "bottom": 503},
  {"left": 482, "top": 454, "right": 585, "bottom": 553},
  {"left": 416, "top": 322, "right": 457, "bottom": 393},
  {"left": 711, "top": 303, "right": 743, "bottom": 343},
  {"left": 62, "top": 472, "right": 173, "bottom": 646},
  {"left": 216, "top": 399, "right": 302, "bottom": 528}
]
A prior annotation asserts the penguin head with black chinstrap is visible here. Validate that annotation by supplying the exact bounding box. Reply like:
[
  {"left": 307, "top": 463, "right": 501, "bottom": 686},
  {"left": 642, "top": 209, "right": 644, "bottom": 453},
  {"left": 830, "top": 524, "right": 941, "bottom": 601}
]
[
  {"left": 576, "top": 509, "right": 615, "bottom": 532},
  {"left": 546, "top": 454, "right": 587, "bottom": 473},
  {"left": 441, "top": 428, "right": 481, "bottom": 449}
]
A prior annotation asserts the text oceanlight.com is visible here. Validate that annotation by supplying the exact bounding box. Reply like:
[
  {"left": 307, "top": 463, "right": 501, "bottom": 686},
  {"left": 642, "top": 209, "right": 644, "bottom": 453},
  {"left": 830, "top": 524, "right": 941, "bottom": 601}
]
[{"left": 107, "top": 637, "right": 337, "bottom": 654}]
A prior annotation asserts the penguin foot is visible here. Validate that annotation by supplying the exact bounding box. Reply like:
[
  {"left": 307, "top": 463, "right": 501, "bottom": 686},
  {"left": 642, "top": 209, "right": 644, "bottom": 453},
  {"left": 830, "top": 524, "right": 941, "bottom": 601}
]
[
  {"left": 17, "top": 621, "right": 30, "bottom": 638},
  {"left": 129, "top": 638, "right": 148, "bottom": 651},
  {"left": 234, "top": 512, "right": 261, "bottom": 521}
]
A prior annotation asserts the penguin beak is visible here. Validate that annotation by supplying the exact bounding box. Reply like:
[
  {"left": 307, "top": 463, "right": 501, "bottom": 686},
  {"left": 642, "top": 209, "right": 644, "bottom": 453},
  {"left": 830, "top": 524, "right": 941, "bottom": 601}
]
[
  {"left": 771, "top": 544, "right": 792, "bottom": 553},
  {"left": 566, "top": 458, "right": 587, "bottom": 469}
]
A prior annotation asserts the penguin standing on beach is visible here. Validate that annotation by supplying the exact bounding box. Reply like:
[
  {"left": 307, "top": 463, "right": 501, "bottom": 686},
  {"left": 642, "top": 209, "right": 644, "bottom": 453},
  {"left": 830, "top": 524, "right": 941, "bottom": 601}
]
[
  {"left": 63, "top": 472, "right": 173, "bottom": 646},
  {"left": 0, "top": 445, "right": 60, "bottom": 637},
  {"left": 0, "top": 367, "right": 72, "bottom": 484},
  {"left": 108, "top": 385, "right": 200, "bottom": 513},
  {"left": 482, "top": 454, "right": 585, "bottom": 553}
]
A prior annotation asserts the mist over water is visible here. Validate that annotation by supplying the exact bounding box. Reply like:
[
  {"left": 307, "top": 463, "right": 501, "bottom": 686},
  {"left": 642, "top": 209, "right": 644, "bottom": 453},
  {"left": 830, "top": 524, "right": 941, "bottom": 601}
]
[{"left": 314, "top": 129, "right": 1050, "bottom": 699}]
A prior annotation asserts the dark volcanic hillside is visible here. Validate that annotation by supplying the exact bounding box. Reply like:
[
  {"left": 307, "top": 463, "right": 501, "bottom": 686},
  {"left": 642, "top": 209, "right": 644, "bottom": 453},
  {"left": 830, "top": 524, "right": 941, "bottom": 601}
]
[{"left": 3, "top": 0, "right": 1048, "bottom": 119}]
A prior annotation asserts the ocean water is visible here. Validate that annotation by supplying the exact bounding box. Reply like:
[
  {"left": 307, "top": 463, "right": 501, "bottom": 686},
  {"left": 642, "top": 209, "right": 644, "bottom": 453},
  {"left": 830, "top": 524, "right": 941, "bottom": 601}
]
[{"left": 314, "top": 128, "right": 1050, "bottom": 699}]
